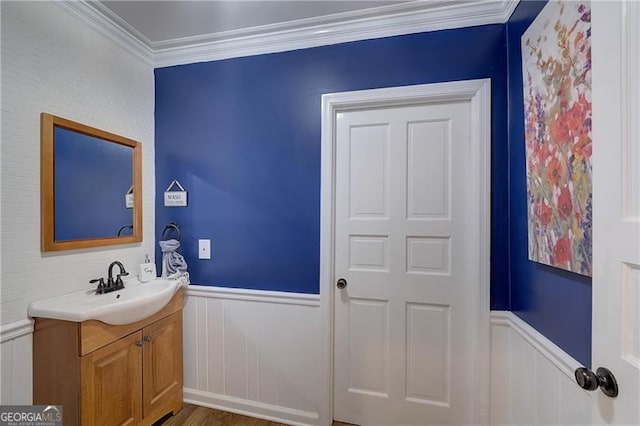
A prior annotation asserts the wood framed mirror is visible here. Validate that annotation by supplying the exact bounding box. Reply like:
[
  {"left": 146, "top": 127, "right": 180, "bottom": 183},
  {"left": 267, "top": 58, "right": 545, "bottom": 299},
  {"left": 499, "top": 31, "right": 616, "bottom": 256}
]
[{"left": 41, "top": 113, "right": 142, "bottom": 251}]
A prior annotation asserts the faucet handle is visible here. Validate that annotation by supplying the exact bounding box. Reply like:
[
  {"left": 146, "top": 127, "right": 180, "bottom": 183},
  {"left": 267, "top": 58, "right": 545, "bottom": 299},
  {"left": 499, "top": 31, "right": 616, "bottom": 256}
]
[
  {"left": 115, "top": 273, "right": 127, "bottom": 290},
  {"left": 90, "top": 278, "right": 105, "bottom": 294}
]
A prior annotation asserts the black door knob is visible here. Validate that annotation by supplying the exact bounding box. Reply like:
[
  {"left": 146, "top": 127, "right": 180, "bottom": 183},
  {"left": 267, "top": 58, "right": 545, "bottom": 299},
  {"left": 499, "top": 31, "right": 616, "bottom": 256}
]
[
  {"left": 575, "top": 367, "right": 618, "bottom": 397},
  {"left": 575, "top": 367, "right": 598, "bottom": 391},
  {"left": 336, "top": 278, "right": 347, "bottom": 289}
]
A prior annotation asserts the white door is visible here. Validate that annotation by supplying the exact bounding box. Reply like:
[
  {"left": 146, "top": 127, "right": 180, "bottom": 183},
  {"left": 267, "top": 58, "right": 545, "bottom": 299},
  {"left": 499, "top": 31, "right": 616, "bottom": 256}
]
[
  {"left": 332, "top": 100, "right": 480, "bottom": 425},
  {"left": 591, "top": 1, "right": 640, "bottom": 424}
]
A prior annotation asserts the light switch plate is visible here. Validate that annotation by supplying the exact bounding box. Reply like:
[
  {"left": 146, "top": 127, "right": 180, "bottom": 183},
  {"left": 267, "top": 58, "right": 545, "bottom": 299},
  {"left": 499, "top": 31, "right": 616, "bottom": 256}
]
[{"left": 198, "top": 239, "right": 211, "bottom": 259}]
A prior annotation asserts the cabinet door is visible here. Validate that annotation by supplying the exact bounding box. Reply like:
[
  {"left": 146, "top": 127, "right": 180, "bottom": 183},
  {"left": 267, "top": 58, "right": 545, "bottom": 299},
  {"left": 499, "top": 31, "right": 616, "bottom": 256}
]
[
  {"left": 142, "top": 311, "right": 183, "bottom": 418},
  {"left": 80, "top": 331, "right": 143, "bottom": 426}
]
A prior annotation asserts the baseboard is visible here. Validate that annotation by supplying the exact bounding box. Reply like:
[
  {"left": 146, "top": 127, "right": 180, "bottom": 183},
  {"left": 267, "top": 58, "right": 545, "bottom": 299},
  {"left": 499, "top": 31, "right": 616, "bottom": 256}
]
[{"left": 184, "top": 388, "right": 319, "bottom": 426}]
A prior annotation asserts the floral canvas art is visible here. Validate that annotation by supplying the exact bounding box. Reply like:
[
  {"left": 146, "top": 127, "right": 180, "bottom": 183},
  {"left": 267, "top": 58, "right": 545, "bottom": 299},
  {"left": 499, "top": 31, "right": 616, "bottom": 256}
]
[{"left": 522, "top": 0, "right": 592, "bottom": 276}]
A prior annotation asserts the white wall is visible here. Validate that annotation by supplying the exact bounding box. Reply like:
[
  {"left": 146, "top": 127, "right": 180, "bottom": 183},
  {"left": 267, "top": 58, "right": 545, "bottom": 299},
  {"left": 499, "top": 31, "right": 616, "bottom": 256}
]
[
  {"left": 0, "top": 321, "right": 32, "bottom": 405},
  {"left": 0, "top": 0, "right": 154, "bottom": 403},
  {"left": 183, "top": 303, "right": 594, "bottom": 426},
  {"left": 490, "top": 312, "right": 592, "bottom": 425},
  {"left": 182, "top": 286, "right": 321, "bottom": 426},
  {"left": 0, "top": 1, "right": 154, "bottom": 324},
  {"left": 182, "top": 303, "right": 593, "bottom": 426}
]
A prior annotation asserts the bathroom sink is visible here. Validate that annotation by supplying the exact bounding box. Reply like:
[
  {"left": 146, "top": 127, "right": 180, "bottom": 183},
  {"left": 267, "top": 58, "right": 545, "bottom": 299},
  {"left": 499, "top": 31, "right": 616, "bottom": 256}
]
[{"left": 28, "top": 278, "right": 182, "bottom": 325}]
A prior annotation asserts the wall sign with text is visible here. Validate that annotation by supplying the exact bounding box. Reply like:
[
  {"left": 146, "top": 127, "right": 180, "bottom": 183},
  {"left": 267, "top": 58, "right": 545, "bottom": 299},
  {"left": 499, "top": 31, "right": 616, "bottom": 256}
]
[
  {"left": 164, "top": 179, "right": 188, "bottom": 207},
  {"left": 125, "top": 185, "right": 134, "bottom": 209}
]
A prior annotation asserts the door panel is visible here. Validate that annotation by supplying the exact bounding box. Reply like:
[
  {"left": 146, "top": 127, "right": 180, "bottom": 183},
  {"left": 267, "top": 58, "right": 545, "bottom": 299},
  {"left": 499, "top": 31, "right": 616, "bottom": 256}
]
[
  {"left": 333, "top": 101, "right": 474, "bottom": 425},
  {"left": 405, "top": 303, "right": 450, "bottom": 405},
  {"left": 349, "top": 235, "right": 389, "bottom": 272},
  {"left": 406, "top": 119, "right": 450, "bottom": 219},
  {"left": 622, "top": 265, "right": 640, "bottom": 365},
  {"left": 406, "top": 236, "right": 451, "bottom": 275},
  {"left": 592, "top": 2, "right": 640, "bottom": 424},
  {"left": 349, "top": 124, "right": 389, "bottom": 218},
  {"left": 347, "top": 299, "right": 389, "bottom": 397}
]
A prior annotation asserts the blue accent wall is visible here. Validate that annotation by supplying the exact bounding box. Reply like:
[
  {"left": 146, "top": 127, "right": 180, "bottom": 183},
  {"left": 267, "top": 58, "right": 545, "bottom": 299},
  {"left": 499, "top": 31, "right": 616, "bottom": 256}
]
[
  {"left": 155, "top": 25, "right": 510, "bottom": 299},
  {"left": 507, "top": 0, "right": 591, "bottom": 366}
]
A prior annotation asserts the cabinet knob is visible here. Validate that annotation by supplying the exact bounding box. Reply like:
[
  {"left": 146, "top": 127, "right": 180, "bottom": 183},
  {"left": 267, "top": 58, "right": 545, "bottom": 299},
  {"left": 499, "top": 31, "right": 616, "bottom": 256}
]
[
  {"left": 143, "top": 335, "right": 152, "bottom": 342},
  {"left": 135, "top": 340, "right": 144, "bottom": 347}
]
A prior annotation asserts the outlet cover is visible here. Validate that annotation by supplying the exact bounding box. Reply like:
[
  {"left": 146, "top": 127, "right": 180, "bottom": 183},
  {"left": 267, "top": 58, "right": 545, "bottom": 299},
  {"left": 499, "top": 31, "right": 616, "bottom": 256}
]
[{"left": 198, "top": 239, "right": 211, "bottom": 259}]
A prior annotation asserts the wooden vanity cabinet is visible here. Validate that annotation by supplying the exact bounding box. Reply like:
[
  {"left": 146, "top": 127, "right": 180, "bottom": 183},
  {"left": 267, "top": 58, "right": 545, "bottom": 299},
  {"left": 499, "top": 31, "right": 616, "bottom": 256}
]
[
  {"left": 141, "top": 312, "right": 183, "bottom": 418},
  {"left": 33, "top": 290, "right": 183, "bottom": 426},
  {"left": 80, "top": 331, "right": 142, "bottom": 426}
]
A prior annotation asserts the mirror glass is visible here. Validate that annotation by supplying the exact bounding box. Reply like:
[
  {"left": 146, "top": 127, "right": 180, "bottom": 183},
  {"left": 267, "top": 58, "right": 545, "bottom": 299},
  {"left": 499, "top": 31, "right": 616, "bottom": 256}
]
[
  {"left": 54, "top": 127, "right": 134, "bottom": 240},
  {"left": 41, "top": 113, "right": 142, "bottom": 251}
]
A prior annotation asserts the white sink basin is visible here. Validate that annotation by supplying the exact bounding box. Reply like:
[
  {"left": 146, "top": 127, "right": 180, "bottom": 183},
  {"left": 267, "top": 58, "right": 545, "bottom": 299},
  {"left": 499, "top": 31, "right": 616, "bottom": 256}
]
[{"left": 28, "top": 278, "right": 182, "bottom": 325}]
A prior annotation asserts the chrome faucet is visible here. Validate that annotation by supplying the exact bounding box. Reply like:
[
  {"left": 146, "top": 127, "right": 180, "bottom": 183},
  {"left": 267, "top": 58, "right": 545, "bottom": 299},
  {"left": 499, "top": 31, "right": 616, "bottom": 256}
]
[{"left": 91, "top": 261, "right": 129, "bottom": 294}]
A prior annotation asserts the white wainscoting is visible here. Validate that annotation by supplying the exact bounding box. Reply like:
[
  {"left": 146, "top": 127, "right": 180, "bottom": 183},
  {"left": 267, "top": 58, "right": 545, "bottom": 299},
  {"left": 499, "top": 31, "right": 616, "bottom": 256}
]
[
  {"left": 183, "top": 286, "right": 321, "bottom": 426},
  {"left": 0, "top": 320, "right": 33, "bottom": 404},
  {"left": 490, "top": 311, "right": 592, "bottom": 426},
  {"left": 0, "top": 299, "right": 594, "bottom": 425}
]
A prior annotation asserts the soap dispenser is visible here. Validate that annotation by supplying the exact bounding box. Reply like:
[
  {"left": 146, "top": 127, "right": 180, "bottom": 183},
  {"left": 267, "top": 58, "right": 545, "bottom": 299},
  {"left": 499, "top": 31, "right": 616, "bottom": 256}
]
[{"left": 139, "top": 255, "right": 156, "bottom": 282}]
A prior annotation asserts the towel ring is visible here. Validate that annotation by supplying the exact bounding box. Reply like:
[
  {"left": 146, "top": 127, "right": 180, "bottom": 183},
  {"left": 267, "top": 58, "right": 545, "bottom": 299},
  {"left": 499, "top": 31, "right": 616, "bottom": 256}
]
[
  {"left": 117, "top": 225, "right": 133, "bottom": 236},
  {"left": 162, "top": 222, "right": 181, "bottom": 241}
]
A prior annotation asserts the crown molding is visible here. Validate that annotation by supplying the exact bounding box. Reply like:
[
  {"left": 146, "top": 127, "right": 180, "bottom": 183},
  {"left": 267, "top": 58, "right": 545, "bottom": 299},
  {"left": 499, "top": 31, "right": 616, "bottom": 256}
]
[
  {"left": 86, "top": 0, "right": 156, "bottom": 49},
  {"left": 60, "top": 0, "right": 519, "bottom": 68},
  {"left": 154, "top": 0, "right": 519, "bottom": 68},
  {"left": 57, "top": 0, "right": 154, "bottom": 66}
]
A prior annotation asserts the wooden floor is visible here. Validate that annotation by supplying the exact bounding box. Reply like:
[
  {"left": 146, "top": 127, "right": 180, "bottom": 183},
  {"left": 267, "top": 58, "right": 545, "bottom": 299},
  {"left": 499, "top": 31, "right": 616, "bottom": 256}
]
[{"left": 155, "top": 404, "right": 355, "bottom": 426}]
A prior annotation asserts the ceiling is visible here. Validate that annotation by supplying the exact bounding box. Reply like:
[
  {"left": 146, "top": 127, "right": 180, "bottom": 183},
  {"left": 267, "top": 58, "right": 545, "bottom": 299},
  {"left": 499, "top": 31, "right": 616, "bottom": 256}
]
[
  {"left": 99, "top": 0, "right": 414, "bottom": 46},
  {"left": 78, "top": 0, "right": 517, "bottom": 66}
]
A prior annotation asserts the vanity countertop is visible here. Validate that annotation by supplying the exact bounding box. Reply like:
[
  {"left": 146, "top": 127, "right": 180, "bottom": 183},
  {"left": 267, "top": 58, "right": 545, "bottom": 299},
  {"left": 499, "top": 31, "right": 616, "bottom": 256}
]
[{"left": 28, "top": 277, "right": 182, "bottom": 325}]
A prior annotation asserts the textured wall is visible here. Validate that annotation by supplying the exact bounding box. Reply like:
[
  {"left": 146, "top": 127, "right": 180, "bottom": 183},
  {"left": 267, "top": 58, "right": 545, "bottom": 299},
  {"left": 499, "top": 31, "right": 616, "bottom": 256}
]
[
  {"left": 0, "top": 1, "right": 155, "bottom": 325},
  {"left": 155, "top": 25, "right": 510, "bottom": 300},
  {"left": 506, "top": 0, "right": 592, "bottom": 366}
]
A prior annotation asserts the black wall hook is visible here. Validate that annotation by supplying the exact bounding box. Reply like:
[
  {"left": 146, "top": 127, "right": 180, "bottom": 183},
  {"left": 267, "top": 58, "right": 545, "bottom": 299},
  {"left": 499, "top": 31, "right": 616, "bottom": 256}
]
[
  {"left": 162, "top": 222, "right": 181, "bottom": 241},
  {"left": 116, "top": 225, "right": 133, "bottom": 236}
]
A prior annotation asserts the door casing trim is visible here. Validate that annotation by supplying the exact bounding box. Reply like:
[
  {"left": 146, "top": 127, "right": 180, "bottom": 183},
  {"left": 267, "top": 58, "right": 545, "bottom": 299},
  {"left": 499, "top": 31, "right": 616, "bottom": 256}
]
[{"left": 319, "top": 79, "right": 492, "bottom": 426}]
